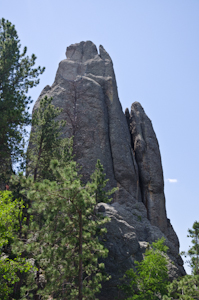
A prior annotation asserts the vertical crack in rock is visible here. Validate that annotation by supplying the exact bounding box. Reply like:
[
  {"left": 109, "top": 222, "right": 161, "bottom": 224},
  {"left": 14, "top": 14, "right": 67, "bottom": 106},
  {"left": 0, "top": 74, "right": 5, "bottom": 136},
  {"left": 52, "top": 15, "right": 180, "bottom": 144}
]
[
  {"left": 31, "top": 41, "right": 185, "bottom": 300},
  {"left": 126, "top": 103, "right": 177, "bottom": 240}
]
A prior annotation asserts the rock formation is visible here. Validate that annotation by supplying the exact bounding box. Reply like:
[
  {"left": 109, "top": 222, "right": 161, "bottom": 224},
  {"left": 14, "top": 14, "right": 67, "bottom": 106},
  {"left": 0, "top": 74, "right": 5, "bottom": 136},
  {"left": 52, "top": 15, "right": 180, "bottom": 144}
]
[{"left": 33, "top": 41, "right": 185, "bottom": 299}]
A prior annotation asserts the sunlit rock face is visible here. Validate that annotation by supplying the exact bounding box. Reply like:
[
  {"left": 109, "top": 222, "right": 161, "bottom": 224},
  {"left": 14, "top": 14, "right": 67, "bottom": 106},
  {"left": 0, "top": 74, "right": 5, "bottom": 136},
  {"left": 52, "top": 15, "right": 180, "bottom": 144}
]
[{"left": 33, "top": 41, "right": 185, "bottom": 299}]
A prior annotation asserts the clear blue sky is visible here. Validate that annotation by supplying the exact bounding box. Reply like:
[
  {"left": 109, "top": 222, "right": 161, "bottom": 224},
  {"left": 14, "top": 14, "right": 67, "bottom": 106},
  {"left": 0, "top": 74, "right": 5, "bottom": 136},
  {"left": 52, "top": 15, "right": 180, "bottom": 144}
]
[{"left": 2, "top": 0, "right": 199, "bottom": 274}]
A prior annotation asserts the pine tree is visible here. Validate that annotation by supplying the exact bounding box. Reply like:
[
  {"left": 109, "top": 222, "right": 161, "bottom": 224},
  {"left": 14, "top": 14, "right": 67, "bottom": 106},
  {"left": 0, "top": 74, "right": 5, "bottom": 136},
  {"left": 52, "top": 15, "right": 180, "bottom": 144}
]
[
  {"left": 187, "top": 221, "right": 199, "bottom": 275},
  {"left": 20, "top": 159, "right": 113, "bottom": 299},
  {"left": 181, "top": 221, "right": 199, "bottom": 275},
  {"left": 163, "top": 222, "right": 199, "bottom": 299},
  {"left": 163, "top": 274, "right": 199, "bottom": 299},
  {"left": 91, "top": 159, "right": 117, "bottom": 203},
  {"left": 27, "top": 95, "right": 72, "bottom": 182},
  {"left": 0, "top": 18, "right": 45, "bottom": 184},
  {"left": 9, "top": 95, "right": 72, "bottom": 299},
  {"left": 14, "top": 97, "right": 115, "bottom": 299},
  {"left": 8, "top": 89, "right": 120, "bottom": 299}
]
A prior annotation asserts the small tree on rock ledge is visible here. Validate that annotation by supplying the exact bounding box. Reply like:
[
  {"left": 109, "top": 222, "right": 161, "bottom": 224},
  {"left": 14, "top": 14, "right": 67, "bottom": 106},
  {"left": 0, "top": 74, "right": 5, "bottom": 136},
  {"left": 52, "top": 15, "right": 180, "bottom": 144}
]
[{"left": 120, "top": 237, "right": 169, "bottom": 300}]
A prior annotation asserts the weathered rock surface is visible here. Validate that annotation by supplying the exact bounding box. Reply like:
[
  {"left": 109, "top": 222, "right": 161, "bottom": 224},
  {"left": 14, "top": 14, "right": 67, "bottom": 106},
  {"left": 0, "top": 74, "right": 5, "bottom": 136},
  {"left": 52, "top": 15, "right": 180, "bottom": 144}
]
[
  {"left": 96, "top": 202, "right": 185, "bottom": 299},
  {"left": 33, "top": 41, "right": 185, "bottom": 299}
]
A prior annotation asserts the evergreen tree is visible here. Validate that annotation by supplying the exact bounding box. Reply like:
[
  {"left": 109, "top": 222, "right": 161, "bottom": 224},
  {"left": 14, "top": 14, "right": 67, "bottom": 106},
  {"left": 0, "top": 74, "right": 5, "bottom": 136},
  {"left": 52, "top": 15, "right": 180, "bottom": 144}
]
[
  {"left": 120, "top": 237, "right": 169, "bottom": 300},
  {"left": 187, "top": 221, "right": 199, "bottom": 275},
  {"left": 20, "top": 159, "right": 114, "bottom": 300},
  {"left": 0, "top": 18, "right": 45, "bottom": 183},
  {"left": 13, "top": 95, "right": 116, "bottom": 299},
  {"left": 181, "top": 221, "right": 199, "bottom": 275},
  {"left": 163, "top": 275, "right": 199, "bottom": 299},
  {"left": 8, "top": 96, "right": 72, "bottom": 299},
  {"left": 27, "top": 95, "right": 72, "bottom": 182},
  {"left": 91, "top": 159, "right": 117, "bottom": 203}
]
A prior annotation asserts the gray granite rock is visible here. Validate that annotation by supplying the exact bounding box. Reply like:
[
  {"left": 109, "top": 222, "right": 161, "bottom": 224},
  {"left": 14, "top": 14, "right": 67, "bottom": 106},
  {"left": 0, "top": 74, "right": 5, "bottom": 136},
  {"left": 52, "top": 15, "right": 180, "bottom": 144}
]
[
  {"left": 34, "top": 41, "right": 140, "bottom": 203},
  {"left": 125, "top": 102, "right": 179, "bottom": 252},
  {"left": 97, "top": 202, "right": 184, "bottom": 299},
  {"left": 32, "top": 41, "right": 185, "bottom": 299}
]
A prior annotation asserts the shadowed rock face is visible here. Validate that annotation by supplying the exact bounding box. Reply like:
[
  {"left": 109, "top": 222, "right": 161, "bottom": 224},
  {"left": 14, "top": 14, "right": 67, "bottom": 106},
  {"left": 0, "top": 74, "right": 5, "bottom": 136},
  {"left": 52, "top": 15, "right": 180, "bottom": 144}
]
[
  {"left": 126, "top": 103, "right": 168, "bottom": 234},
  {"left": 33, "top": 41, "right": 185, "bottom": 299}
]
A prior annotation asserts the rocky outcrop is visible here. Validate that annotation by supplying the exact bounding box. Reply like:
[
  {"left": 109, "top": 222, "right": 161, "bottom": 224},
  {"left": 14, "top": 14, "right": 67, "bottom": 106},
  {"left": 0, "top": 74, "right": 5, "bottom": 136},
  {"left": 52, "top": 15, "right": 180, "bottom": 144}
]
[
  {"left": 96, "top": 202, "right": 184, "bottom": 300},
  {"left": 33, "top": 41, "right": 185, "bottom": 299}
]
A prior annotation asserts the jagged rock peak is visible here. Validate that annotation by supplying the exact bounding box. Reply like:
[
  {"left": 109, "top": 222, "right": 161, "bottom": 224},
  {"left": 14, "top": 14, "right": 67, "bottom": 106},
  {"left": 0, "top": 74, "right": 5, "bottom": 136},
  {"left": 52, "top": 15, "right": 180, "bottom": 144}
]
[
  {"left": 99, "top": 44, "right": 112, "bottom": 60},
  {"left": 65, "top": 41, "right": 111, "bottom": 63},
  {"left": 66, "top": 41, "right": 97, "bottom": 62},
  {"left": 54, "top": 41, "right": 114, "bottom": 82}
]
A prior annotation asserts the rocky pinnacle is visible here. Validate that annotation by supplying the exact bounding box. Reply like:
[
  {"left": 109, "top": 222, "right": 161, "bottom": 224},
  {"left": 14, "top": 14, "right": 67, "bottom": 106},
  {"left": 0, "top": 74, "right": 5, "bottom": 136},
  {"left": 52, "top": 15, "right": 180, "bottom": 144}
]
[{"left": 33, "top": 41, "right": 185, "bottom": 299}]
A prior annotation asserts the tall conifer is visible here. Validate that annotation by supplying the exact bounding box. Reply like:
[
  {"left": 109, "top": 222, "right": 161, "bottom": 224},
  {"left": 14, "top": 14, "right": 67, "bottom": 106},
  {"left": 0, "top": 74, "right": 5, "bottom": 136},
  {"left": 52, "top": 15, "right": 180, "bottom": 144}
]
[
  {"left": 0, "top": 18, "right": 45, "bottom": 184},
  {"left": 17, "top": 96, "right": 114, "bottom": 299},
  {"left": 21, "top": 159, "right": 113, "bottom": 299}
]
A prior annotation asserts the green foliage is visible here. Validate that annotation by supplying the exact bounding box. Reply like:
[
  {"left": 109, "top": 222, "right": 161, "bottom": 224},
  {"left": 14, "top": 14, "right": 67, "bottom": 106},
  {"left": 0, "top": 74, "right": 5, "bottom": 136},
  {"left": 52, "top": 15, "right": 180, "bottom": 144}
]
[
  {"left": 163, "top": 275, "right": 199, "bottom": 300},
  {"left": 20, "top": 97, "right": 114, "bottom": 299},
  {"left": 90, "top": 159, "right": 118, "bottom": 203},
  {"left": 0, "top": 191, "right": 32, "bottom": 299},
  {"left": 0, "top": 18, "right": 45, "bottom": 178},
  {"left": 0, "top": 255, "right": 32, "bottom": 300},
  {"left": 121, "top": 237, "right": 169, "bottom": 300},
  {"left": 0, "top": 191, "right": 23, "bottom": 247},
  {"left": 164, "top": 221, "right": 199, "bottom": 299},
  {"left": 20, "top": 159, "right": 113, "bottom": 299},
  {"left": 27, "top": 95, "right": 72, "bottom": 182},
  {"left": 188, "top": 221, "right": 199, "bottom": 275},
  {"left": 181, "top": 221, "right": 199, "bottom": 275}
]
